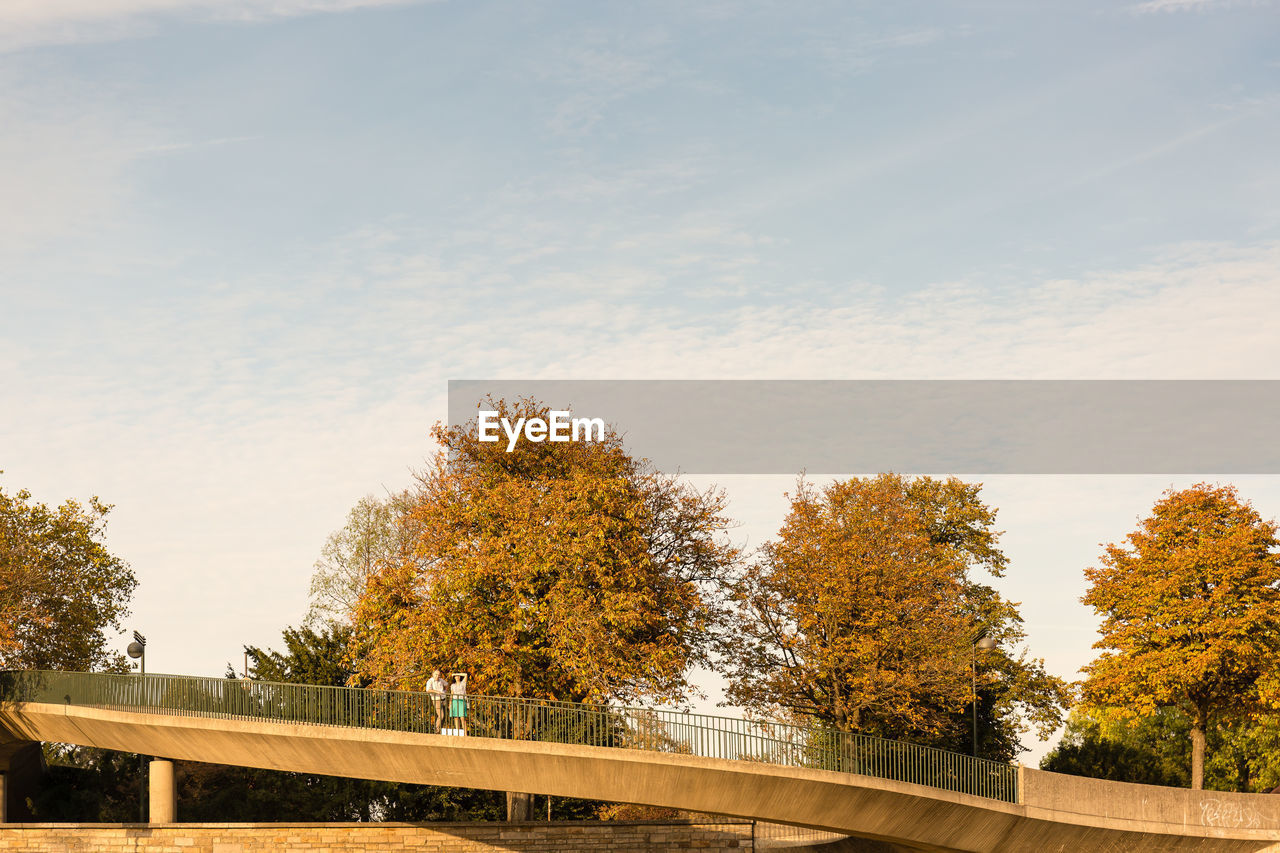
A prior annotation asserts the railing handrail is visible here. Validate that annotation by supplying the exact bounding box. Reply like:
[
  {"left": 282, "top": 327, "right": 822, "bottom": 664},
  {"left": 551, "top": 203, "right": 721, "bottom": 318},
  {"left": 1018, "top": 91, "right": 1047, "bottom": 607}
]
[{"left": 0, "top": 669, "right": 1019, "bottom": 803}]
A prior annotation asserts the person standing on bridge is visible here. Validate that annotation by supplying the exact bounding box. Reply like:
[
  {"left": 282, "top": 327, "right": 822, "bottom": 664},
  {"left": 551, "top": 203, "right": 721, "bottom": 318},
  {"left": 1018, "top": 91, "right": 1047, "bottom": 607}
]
[
  {"left": 427, "top": 669, "right": 449, "bottom": 733},
  {"left": 449, "top": 672, "right": 468, "bottom": 734}
]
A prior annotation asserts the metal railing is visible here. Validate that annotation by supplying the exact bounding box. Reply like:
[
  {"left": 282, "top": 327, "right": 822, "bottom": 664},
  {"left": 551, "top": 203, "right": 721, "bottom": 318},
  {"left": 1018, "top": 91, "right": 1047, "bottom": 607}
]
[{"left": 0, "top": 670, "right": 1018, "bottom": 802}]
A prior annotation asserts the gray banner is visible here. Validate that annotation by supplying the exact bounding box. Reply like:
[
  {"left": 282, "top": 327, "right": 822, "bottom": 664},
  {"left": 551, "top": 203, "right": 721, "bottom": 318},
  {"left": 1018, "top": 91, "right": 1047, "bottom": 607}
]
[{"left": 447, "top": 380, "right": 1280, "bottom": 474}]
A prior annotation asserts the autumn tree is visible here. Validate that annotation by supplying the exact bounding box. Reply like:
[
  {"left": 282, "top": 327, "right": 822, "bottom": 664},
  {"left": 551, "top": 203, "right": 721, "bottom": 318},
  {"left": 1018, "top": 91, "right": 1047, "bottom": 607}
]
[
  {"left": 305, "top": 492, "right": 416, "bottom": 627},
  {"left": 1080, "top": 483, "right": 1280, "bottom": 790},
  {"left": 0, "top": 480, "right": 136, "bottom": 671},
  {"left": 349, "top": 399, "right": 739, "bottom": 705},
  {"left": 719, "top": 474, "right": 1067, "bottom": 755}
]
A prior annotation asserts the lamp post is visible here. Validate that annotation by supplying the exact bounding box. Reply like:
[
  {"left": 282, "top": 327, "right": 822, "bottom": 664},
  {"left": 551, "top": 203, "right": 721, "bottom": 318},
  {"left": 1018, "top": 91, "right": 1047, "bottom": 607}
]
[
  {"left": 127, "top": 631, "right": 147, "bottom": 822},
  {"left": 127, "top": 631, "right": 146, "bottom": 675},
  {"left": 972, "top": 635, "right": 996, "bottom": 758}
]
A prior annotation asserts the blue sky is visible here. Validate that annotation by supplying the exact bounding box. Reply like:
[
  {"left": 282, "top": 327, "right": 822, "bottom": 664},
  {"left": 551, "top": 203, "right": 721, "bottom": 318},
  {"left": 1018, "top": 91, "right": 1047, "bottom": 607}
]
[{"left": 2, "top": 0, "right": 1279, "bottom": 761}]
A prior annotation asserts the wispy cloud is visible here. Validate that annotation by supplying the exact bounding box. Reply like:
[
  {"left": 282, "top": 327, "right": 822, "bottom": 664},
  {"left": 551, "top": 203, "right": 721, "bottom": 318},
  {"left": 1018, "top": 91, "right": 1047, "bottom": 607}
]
[
  {"left": 0, "top": 0, "right": 433, "bottom": 52},
  {"left": 0, "top": 72, "right": 149, "bottom": 258},
  {"left": 133, "top": 136, "right": 261, "bottom": 155},
  {"left": 799, "top": 25, "right": 957, "bottom": 77},
  {"left": 1131, "top": 0, "right": 1267, "bottom": 13},
  {"left": 535, "top": 33, "right": 676, "bottom": 137}
]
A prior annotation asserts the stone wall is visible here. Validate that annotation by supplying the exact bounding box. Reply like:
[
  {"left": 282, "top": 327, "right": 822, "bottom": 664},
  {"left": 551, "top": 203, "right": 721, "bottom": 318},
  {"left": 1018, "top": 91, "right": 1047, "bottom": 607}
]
[{"left": 0, "top": 820, "right": 753, "bottom": 852}]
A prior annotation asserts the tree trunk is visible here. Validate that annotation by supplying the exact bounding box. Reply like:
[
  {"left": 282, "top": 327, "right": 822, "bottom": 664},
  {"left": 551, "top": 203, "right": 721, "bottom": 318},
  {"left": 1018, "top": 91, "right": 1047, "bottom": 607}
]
[
  {"left": 506, "top": 791, "right": 534, "bottom": 821},
  {"left": 1190, "top": 724, "right": 1206, "bottom": 791}
]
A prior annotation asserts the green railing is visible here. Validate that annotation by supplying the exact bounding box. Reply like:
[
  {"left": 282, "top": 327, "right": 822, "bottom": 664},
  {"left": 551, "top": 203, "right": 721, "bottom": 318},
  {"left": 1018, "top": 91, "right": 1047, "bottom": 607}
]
[{"left": 0, "top": 670, "right": 1018, "bottom": 803}]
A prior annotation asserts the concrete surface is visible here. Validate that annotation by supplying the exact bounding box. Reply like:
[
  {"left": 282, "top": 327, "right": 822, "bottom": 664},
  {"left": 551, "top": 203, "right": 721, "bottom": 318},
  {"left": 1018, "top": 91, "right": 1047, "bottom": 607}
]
[
  {"left": 149, "top": 760, "right": 175, "bottom": 823},
  {"left": 0, "top": 819, "right": 755, "bottom": 852},
  {"left": 3, "top": 700, "right": 1280, "bottom": 851}
]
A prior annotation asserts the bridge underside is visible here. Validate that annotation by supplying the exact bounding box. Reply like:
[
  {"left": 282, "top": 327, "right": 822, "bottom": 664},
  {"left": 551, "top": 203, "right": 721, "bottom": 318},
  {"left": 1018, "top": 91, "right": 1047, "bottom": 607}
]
[{"left": 3, "top": 701, "right": 1279, "bottom": 853}]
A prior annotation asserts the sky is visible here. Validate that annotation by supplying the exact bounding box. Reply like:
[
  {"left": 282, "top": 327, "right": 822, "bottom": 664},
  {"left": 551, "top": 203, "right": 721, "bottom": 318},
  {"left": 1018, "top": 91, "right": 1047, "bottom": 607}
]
[{"left": 2, "top": 0, "right": 1279, "bottom": 765}]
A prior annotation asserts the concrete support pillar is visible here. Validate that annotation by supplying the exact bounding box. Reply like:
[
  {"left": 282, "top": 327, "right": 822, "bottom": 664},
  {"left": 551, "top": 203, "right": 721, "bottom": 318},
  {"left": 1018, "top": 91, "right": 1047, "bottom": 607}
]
[
  {"left": 149, "top": 760, "right": 176, "bottom": 824},
  {"left": 506, "top": 791, "right": 534, "bottom": 821},
  {"left": 0, "top": 771, "right": 7, "bottom": 823}
]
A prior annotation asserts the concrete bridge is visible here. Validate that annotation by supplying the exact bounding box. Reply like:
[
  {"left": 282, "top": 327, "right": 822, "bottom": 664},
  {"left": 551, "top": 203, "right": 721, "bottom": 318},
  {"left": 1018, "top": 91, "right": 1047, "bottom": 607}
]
[{"left": 3, "top": 671, "right": 1280, "bottom": 852}]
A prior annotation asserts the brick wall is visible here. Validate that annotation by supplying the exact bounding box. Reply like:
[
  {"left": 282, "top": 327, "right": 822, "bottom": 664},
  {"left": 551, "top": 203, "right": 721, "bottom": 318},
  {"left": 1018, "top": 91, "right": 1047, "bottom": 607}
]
[{"left": 0, "top": 820, "right": 753, "bottom": 852}]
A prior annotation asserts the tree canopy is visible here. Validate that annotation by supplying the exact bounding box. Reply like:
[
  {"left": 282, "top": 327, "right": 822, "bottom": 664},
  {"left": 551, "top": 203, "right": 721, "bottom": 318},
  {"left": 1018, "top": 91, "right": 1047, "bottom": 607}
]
[
  {"left": 239, "top": 623, "right": 356, "bottom": 686},
  {"left": 1040, "top": 706, "right": 1188, "bottom": 787},
  {"left": 305, "top": 492, "right": 416, "bottom": 628},
  {"left": 349, "top": 398, "right": 739, "bottom": 704},
  {"left": 718, "top": 473, "right": 1067, "bottom": 757},
  {"left": 1042, "top": 703, "right": 1280, "bottom": 792},
  {"left": 1080, "top": 483, "right": 1280, "bottom": 790},
  {"left": 0, "top": 480, "right": 136, "bottom": 671}
]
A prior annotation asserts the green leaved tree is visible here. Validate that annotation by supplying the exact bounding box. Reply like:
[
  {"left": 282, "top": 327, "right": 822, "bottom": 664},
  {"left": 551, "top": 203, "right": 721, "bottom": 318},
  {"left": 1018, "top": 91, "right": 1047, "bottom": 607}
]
[{"left": 305, "top": 492, "right": 416, "bottom": 628}]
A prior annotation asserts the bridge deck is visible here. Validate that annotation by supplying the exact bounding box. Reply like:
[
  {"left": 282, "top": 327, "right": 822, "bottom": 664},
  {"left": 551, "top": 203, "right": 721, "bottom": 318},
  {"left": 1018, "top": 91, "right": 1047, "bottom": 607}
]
[{"left": 3, "top": 671, "right": 1280, "bottom": 852}]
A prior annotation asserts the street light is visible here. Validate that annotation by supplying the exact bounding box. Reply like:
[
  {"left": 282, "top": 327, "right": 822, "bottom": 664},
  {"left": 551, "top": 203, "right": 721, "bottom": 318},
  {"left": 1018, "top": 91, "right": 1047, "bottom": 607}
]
[
  {"left": 972, "top": 634, "right": 996, "bottom": 758},
  {"left": 127, "top": 631, "right": 147, "bottom": 823},
  {"left": 127, "top": 631, "right": 146, "bottom": 675}
]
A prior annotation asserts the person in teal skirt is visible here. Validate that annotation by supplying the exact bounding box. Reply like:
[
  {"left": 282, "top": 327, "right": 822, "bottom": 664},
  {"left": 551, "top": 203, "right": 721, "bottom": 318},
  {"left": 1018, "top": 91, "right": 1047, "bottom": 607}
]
[{"left": 448, "top": 672, "right": 468, "bottom": 734}]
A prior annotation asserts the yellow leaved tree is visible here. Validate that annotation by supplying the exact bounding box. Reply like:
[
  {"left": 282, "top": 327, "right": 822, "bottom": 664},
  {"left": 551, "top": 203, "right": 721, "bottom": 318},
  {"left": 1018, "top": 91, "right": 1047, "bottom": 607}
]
[
  {"left": 718, "top": 473, "right": 1067, "bottom": 757},
  {"left": 1081, "top": 483, "right": 1280, "bottom": 790},
  {"left": 348, "top": 399, "right": 739, "bottom": 705}
]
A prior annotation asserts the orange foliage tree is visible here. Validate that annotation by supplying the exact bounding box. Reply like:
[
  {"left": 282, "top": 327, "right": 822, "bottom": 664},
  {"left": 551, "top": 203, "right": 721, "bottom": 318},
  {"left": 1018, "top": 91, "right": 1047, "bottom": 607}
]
[
  {"left": 349, "top": 399, "right": 739, "bottom": 704},
  {"left": 1081, "top": 483, "right": 1280, "bottom": 790},
  {"left": 719, "top": 473, "right": 1066, "bottom": 753}
]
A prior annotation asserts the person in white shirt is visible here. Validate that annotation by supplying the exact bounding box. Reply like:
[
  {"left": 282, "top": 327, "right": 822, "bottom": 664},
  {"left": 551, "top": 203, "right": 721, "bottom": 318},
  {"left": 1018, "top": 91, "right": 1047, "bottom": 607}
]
[{"left": 426, "top": 669, "right": 449, "bottom": 733}]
